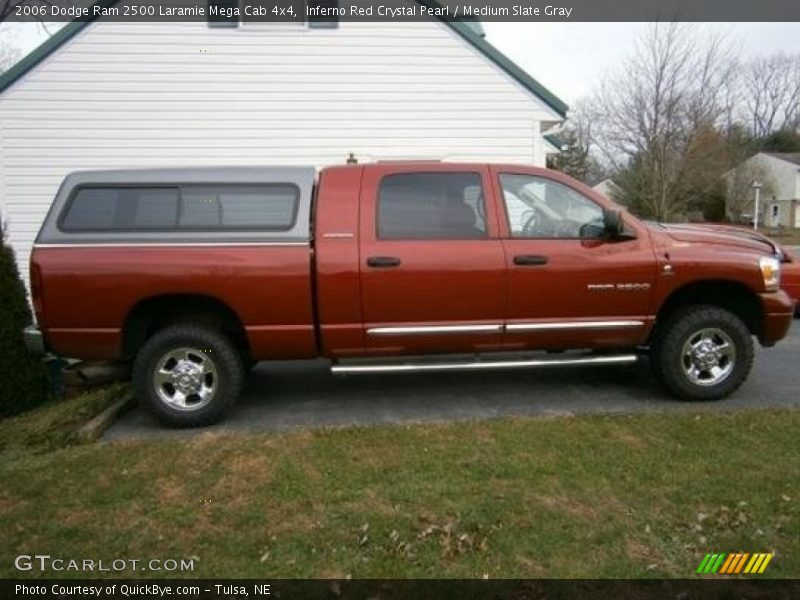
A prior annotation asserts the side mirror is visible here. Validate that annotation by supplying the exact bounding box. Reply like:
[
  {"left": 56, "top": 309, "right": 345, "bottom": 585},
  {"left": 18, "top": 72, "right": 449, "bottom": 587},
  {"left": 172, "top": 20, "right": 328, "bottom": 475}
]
[{"left": 603, "top": 209, "right": 625, "bottom": 238}]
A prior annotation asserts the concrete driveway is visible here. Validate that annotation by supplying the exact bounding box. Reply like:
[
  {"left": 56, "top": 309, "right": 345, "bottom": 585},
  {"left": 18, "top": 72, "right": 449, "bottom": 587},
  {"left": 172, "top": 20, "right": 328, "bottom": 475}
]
[{"left": 106, "top": 320, "right": 799, "bottom": 440}]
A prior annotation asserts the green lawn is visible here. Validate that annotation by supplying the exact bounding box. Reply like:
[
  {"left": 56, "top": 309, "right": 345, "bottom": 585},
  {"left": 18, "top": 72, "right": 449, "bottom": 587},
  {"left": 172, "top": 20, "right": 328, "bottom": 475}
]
[{"left": 0, "top": 404, "right": 798, "bottom": 579}]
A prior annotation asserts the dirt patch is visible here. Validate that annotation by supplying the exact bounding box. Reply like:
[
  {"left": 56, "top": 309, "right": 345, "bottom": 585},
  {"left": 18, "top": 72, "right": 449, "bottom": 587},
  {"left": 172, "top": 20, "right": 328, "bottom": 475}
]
[
  {"left": 532, "top": 494, "right": 599, "bottom": 520},
  {"left": 0, "top": 489, "right": 23, "bottom": 516},
  {"left": 514, "top": 554, "right": 548, "bottom": 576},
  {"left": 609, "top": 427, "right": 646, "bottom": 450},
  {"left": 54, "top": 507, "right": 96, "bottom": 528},
  {"left": 625, "top": 539, "right": 661, "bottom": 562},
  {"left": 340, "top": 487, "right": 398, "bottom": 518},
  {"left": 155, "top": 475, "right": 189, "bottom": 505}
]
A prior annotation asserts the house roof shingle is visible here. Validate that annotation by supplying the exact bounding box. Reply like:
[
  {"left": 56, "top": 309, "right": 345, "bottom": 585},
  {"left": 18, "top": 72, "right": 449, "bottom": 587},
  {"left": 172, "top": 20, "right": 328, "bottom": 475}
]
[{"left": 763, "top": 153, "right": 800, "bottom": 167}]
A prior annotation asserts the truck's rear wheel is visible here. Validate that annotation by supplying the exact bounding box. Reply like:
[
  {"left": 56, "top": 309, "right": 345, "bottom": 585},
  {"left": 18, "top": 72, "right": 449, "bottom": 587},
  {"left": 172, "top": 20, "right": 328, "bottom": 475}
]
[
  {"left": 133, "top": 324, "right": 243, "bottom": 427},
  {"left": 651, "top": 305, "right": 753, "bottom": 401}
]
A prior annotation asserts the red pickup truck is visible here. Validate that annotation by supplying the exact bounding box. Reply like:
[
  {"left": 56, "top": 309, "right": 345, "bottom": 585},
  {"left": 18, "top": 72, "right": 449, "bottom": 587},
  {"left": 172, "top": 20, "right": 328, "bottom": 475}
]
[{"left": 27, "top": 163, "right": 794, "bottom": 426}]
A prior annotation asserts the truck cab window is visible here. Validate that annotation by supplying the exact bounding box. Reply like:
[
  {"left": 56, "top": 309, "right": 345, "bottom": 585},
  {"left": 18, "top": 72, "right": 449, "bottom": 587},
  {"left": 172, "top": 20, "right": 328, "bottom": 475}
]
[
  {"left": 499, "top": 173, "right": 604, "bottom": 239},
  {"left": 377, "top": 172, "right": 486, "bottom": 239}
]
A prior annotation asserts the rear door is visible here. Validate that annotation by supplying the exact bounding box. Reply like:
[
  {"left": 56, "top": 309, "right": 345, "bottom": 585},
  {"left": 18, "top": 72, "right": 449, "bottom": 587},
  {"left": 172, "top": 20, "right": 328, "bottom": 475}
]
[{"left": 358, "top": 164, "right": 506, "bottom": 356}]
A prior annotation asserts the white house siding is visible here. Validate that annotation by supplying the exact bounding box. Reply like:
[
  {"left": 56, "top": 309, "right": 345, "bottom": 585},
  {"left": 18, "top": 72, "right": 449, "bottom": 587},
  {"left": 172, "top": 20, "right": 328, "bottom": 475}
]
[
  {"left": 759, "top": 155, "right": 800, "bottom": 202},
  {"left": 725, "top": 153, "right": 800, "bottom": 228},
  {"left": 0, "top": 13, "right": 559, "bottom": 285},
  {"left": 756, "top": 155, "right": 800, "bottom": 228}
]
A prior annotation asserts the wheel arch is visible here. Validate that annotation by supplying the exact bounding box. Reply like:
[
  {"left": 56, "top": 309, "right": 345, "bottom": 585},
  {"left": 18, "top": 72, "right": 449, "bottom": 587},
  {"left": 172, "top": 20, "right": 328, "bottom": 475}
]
[
  {"left": 121, "top": 294, "right": 250, "bottom": 360},
  {"left": 653, "top": 279, "right": 762, "bottom": 341}
]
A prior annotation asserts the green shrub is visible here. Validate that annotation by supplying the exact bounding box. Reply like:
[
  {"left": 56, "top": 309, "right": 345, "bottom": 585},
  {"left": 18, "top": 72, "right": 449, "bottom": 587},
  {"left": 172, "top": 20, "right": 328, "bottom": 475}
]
[{"left": 0, "top": 227, "right": 49, "bottom": 417}]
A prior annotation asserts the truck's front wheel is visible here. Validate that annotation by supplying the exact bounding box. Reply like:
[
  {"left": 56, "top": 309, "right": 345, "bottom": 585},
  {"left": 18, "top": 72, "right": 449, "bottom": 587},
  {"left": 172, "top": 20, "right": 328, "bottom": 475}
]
[
  {"left": 133, "top": 324, "right": 243, "bottom": 427},
  {"left": 651, "top": 305, "right": 753, "bottom": 401}
]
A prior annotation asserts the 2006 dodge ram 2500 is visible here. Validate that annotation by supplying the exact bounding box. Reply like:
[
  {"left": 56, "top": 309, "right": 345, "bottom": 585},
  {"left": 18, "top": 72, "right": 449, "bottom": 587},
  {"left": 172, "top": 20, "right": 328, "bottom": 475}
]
[{"left": 27, "top": 163, "right": 795, "bottom": 426}]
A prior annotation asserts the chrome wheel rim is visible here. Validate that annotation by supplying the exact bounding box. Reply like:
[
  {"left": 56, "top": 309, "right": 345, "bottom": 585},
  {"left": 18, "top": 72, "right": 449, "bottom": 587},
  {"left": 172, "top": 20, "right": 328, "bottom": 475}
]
[
  {"left": 152, "top": 347, "right": 218, "bottom": 411},
  {"left": 681, "top": 328, "right": 736, "bottom": 387}
]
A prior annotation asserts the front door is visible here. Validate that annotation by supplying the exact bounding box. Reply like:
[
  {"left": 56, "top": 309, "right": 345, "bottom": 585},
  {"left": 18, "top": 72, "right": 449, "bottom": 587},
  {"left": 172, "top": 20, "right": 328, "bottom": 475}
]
[
  {"left": 493, "top": 168, "right": 657, "bottom": 351},
  {"left": 358, "top": 165, "right": 506, "bottom": 356},
  {"left": 770, "top": 204, "right": 780, "bottom": 228}
]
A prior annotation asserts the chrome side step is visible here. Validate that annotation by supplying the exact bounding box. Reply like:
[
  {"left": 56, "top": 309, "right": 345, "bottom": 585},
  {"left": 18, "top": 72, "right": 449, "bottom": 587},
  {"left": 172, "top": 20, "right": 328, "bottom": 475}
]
[{"left": 331, "top": 354, "right": 637, "bottom": 375}]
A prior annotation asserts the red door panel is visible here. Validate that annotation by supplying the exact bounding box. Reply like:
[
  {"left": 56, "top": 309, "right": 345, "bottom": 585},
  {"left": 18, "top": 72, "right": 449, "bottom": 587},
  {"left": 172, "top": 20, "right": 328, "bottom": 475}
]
[
  {"left": 501, "top": 238, "right": 657, "bottom": 349},
  {"left": 358, "top": 164, "right": 507, "bottom": 356},
  {"left": 490, "top": 166, "right": 657, "bottom": 350}
]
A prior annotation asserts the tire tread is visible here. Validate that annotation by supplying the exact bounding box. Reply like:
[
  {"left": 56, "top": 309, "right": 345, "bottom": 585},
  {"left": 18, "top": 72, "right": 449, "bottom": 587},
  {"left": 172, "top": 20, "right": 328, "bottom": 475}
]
[
  {"left": 651, "top": 304, "right": 753, "bottom": 401},
  {"left": 132, "top": 324, "right": 243, "bottom": 427}
]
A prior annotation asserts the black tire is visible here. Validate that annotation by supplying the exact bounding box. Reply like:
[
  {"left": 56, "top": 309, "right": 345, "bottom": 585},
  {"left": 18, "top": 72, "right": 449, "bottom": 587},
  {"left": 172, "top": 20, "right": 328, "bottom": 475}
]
[
  {"left": 241, "top": 351, "right": 259, "bottom": 372},
  {"left": 651, "top": 305, "right": 753, "bottom": 401},
  {"left": 133, "top": 324, "right": 243, "bottom": 427}
]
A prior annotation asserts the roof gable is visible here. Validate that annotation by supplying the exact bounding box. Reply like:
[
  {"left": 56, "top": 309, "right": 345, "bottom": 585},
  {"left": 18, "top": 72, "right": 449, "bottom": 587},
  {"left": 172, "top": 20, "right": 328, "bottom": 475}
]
[
  {"left": 0, "top": 0, "right": 567, "bottom": 118},
  {"left": 762, "top": 153, "right": 800, "bottom": 167},
  {"left": 723, "top": 151, "right": 800, "bottom": 179}
]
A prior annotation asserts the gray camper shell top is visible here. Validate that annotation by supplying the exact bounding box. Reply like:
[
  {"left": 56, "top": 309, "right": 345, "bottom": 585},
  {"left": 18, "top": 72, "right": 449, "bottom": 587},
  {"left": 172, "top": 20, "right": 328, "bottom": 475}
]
[{"left": 36, "top": 167, "right": 316, "bottom": 245}]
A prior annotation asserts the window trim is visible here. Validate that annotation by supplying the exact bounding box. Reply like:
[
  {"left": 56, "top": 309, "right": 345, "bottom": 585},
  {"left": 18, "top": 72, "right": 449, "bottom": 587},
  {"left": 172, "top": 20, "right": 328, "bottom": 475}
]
[
  {"left": 375, "top": 171, "right": 489, "bottom": 241},
  {"left": 497, "top": 172, "right": 607, "bottom": 241},
  {"left": 58, "top": 183, "right": 301, "bottom": 234}
]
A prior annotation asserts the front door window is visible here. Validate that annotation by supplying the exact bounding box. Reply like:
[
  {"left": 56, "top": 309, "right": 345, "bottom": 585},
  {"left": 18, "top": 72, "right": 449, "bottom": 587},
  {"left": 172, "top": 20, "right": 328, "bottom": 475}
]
[{"left": 499, "top": 173, "right": 605, "bottom": 239}]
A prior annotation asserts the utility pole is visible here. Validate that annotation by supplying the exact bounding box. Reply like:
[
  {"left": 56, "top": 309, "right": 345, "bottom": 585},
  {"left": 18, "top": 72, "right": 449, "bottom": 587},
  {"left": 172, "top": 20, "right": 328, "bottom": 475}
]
[{"left": 751, "top": 180, "right": 763, "bottom": 231}]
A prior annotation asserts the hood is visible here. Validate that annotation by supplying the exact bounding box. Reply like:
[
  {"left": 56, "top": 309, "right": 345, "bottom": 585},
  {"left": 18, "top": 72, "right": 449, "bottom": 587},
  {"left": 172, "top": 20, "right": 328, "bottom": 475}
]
[{"left": 648, "top": 222, "right": 778, "bottom": 256}]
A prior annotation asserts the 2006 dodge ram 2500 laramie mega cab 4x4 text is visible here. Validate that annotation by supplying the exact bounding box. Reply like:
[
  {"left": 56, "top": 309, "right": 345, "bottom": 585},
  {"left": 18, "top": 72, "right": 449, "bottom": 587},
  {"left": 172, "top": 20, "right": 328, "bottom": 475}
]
[{"left": 26, "top": 163, "right": 795, "bottom": 426}]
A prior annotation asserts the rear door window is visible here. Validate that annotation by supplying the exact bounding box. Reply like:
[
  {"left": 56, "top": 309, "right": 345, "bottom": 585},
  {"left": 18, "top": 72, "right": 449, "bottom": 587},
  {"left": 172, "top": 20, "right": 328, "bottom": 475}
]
[{"left": 377, "top": 172, "right": 486, "bottom": 239}]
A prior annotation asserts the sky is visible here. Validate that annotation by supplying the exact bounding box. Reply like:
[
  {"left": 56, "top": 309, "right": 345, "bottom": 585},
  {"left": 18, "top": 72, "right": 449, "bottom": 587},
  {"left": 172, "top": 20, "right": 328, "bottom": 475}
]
[
  {"left": 482, "top": 22, "right": 800, "bottom": 107},
  {"left": 6, "top": 21, "right": 800, "bottom": 110}
]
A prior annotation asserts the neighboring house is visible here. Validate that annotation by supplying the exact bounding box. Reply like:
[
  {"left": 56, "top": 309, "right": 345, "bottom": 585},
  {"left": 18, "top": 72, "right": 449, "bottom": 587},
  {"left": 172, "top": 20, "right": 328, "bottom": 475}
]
[
  {"left": 724, "top": 153, "right": 800, "bottom": 228},
  {"left": 0, "top": 0, "right": 567, "bottom": 286},
  {"left": 543, "top": 132, "right": 565, "bottom": 161}
]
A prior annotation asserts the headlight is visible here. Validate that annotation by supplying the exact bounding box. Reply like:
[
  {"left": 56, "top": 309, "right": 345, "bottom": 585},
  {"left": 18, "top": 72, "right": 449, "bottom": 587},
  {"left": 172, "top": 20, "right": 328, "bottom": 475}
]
[{"left": 759, "top": 256, "right": 781, "bottom": 291}]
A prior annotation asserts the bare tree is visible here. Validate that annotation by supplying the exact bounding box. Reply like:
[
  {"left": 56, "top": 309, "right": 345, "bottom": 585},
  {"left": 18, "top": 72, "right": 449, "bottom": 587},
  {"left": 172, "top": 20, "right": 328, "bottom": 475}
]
[
  {"left": 547, "top": 102, "right": 608, "bottom": 184},
  {"left": 739, "top": 53, "right": 800, "bottom": 138},
  {"left": 0, "top": 24, "right": 20, "bottom": 72},
  {"left": 0, "top": 1, "right": 54, "bottom": 33},
  {"left": 724, "top": 161, "right": 775, "bottom": 223},
  {"left": 1, "top": 0, "right": 44, "bottom": 21},
  {"left": 588, "top": 23, "right": 738, "bottom": 220}
]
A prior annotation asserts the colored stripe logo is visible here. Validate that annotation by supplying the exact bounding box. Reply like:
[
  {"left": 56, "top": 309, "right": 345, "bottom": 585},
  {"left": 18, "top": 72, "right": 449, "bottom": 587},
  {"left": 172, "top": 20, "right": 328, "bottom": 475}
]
[{"left": 696, "top": 552, "right": 773, "bottom": 574}]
